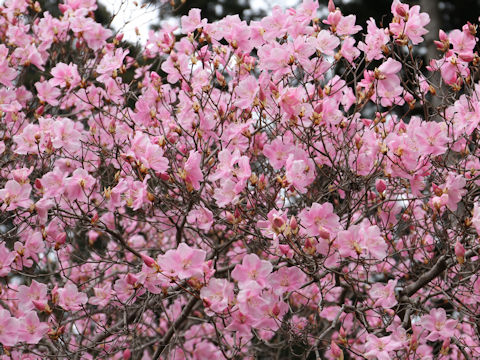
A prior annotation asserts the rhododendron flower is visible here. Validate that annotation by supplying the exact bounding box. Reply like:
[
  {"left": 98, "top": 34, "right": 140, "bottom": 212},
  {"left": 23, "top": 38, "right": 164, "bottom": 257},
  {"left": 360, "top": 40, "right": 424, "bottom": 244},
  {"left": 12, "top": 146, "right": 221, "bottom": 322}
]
[
  {"left": 234, "top": 75, "right": 259, "bottom": 109},
  {"left": 0, "top": 310, "right": 19, "bottom": 347},
  {"left": 17, "top": 312, "right": 49, "bottom": 345},
  {"left": 420, "top": 308, "right": 457, "bottom": 341},
  {"left": 299, "top": 202, "right": 340, "bottom": 238},
  {"left": 232, "top": 253, "right": 273, "bottom": 288},
  {"left": 200, "top": 278, "right": 234, "bottom": 314},
  {"left": 364, "top": 334, "right": 401, "bottom": 360},
  {"left": 64, "top": 168, "right": 96, "bottom": 201},
  {"left": 58, "top": 284, "right": 88, "bottom": 311},
  {"left": 0, "top": 180, "right": 32, "bottom": 211},
  {"left": 439, "top": 172, "right": 467, "bottom": 211},
  {"left": 184, "top": 151, "right": 203, "bottom": 191},
  {"left": 35, "top": 81, "right": 61, "bottom": 106},
  {"left": 187, "top": 206, "right": 214, "bottom": 231},
  {"left": 0, "top": 243, "right": 15, "bottom": 277},
  {"left": 50, "top": 62, "right": 81, "bottom": 88},
  {"left": 181, "top": 8, "right": 206, "bottom": 33},
  {"left": 268, "top": 266, "right": 306, "bottom": 295},
  {"left": 89, "top": 283, "right": 113, "bottom": 307},
  {"left": 157, "top": 243, "right": 206, "bottom": 280},
  {"left": 17, "top": 280, "right": 48, "bottom": 311},
  {"left": 472, "top": 203, "right": 480, "bottom": 235},
  {"left": 369, "top": 279, "right": 398, "bottom": 308}
]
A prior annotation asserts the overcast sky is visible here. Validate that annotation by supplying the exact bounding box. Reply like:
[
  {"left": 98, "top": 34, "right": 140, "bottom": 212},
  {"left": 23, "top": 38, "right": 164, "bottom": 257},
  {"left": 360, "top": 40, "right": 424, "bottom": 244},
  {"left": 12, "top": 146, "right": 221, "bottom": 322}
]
[{"left": 100, "top": 0, "right": 298, "bottom": 44}]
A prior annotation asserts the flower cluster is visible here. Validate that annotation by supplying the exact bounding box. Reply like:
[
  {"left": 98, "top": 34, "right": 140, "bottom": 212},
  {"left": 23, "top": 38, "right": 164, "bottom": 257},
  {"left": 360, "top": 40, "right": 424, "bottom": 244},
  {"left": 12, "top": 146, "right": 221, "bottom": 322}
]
[{"left": 0, "top": 0, "right": 479, "bottom": 359}]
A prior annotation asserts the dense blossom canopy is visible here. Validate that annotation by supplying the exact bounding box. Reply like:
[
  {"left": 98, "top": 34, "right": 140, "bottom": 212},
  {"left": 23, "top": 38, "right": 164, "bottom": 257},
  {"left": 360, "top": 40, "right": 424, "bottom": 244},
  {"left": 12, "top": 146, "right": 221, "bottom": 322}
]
[{"left": 1, "top": 0, "right": 480, "bottom": 359}]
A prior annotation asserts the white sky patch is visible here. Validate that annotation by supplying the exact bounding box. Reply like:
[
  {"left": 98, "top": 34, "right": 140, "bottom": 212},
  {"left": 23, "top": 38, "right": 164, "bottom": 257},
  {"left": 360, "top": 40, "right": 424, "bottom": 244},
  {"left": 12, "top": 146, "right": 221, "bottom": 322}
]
[{"left": 100, "top": 0, "right": 160, "bottom": 44}]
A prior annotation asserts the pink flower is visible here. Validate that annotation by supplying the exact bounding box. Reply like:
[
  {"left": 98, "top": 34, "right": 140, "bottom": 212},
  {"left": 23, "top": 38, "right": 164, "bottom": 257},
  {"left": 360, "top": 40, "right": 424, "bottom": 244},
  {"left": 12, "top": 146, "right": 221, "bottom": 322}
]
[
  {"left": 64, "top": 168, "right": 96, "bottom": 201},
  {"left": 369, "top": 279, "right": 398, "bottom": 308},
  {"left": 312, "top": 30, "right": 340, "bottom": 56},
  {"left": 184, "top": 150, "right": 203, "bottom": 191},
  {"left": 0, "top": 310, "right": 19, "bottom": 347},
  {"left": 231, "top": 253, "right": 273, "bottom": 288},
  {"left": 200, "top": 278, "right": 234, "bottom": 314},
  {"left": 181, "top": 8, "right": 205, "bottom": 33},
  {"left": 337, "top": 225, "right": 365, "bottom": 258},
  {"left": 420, "top": 308, "right": 457, "bottom": 341},
  {"left": 140, "top": 143, "right": 169, "bottom": 173},
  {"left": 263, "top": 136, "right": 294, "bottom": 170},
  {"left": 187, "top": 206, "right": 214, "bottom": 231},
  {"left": 0, "top": 243, "right": 15, "bottom": 277},
  {"left": 0, "top": 180, "right": 32, "bottom": 211},
  {"left": 234, "top": 75, "right": 258, "bottom": 109},
  {"left": 89, "top": 283, "right": 113, "bottom": 307},
  {"left": 17, "top": 311, "right": 49, "bottom": 344},
  {"left": 157, "top": 243, "right": 206, "bottom": 280},
  {"left": 18, "top": 280, "right": 48, "bottom": 311},
  {"left": 472, "top": 203, "right": 480, "bottom": 235},
  {"left": 285, "top": 153, "right": 315, "bottom": 194},
  {"left": 364, "top": 334, "right": 401, "bottom": 360},
  {"left": 439, "top": 172, "right": 467, "bottom": 211},
  {"left": 0, "top": 44, "right": 17, "bottom": 87},
  {"left": 50, "top": 62, "right": 81, "bottom": 88},
  {"left": 58, "top": 283, "right": 88, "bottom": 311},
  {"left": 299, "top": 202, "right": 340, "bottom": 238},
  {"left": 358, "top": 18, "right": 389, "bottom": 61},
  {"left": 268, "top": 266, "right": 306, "bottom": 296},
  {"left": 51, "top": 117, "right": 82, "bottom": 153},
  {"left": 35, "top": 80, "right": 61, "bottom": 106}
]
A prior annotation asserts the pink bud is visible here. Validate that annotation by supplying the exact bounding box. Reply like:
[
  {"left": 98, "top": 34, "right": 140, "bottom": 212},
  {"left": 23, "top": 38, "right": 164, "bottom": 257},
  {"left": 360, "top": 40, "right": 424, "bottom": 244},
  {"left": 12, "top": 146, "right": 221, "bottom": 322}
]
[
  {"left": 56, "top": 232, "right": 67, "bottom": 245},
  {"left": 394, "top": 3, "right": 408, "bottom": 17},
  {"left": 32, "top": 300, "right": 47, "bottom": 312},
  {"left": 141, "top": 254, "right": 157, "bottom": 268},
  {"left": 272, "top": 303, "right": 281, "bottom": 317},
  {"left": 116, "top": 33, "right": 124, "bottom": 42},
  {"left": 34, "top": 178, "right": 43, "bottom": 190},
  {"left": 272, "top": 216, "right": 285, "bottom": 229},
  {"left": 375, "top": 179, "right": 387, "bottom": 194},
  {"left": 123, "top": 349, "right": 131, "bottom": 360},
  {"left": 330, "top": 340, "right": 343, "bottom": 360},
  {"left": 459, "top": 52, "right": 474, "bottom": 62},
  {"left": 289, "top": 216, "right": 298, "bottom": 231},
  {"left": 328, "top": 0, "right": 335, "bottom": 12},
  {"left": 318, "top": 227, "right": 330, "bottom": 240},
  {"left": 126, "top": 273, "right": 139, "bottom": 286},
  {"left": 225, "top": 211, "right": 234, "bottom": 223},
  {"left": 439, "top": 29, "right": 448, "bottom": 41},
  {"left": 279, "top": 244, "right": 291, "bottom": 256},
  {"left": 234, "top": 208, "right": 241, "bottom": 219},
  {"left": 455, "top": 240, "right": 466, "bottom": 264}
]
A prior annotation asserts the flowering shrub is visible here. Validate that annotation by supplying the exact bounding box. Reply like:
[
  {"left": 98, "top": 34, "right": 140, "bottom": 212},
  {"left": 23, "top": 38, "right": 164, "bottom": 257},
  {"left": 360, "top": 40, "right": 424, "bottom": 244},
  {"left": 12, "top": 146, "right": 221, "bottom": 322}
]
[{"left": 1, "top": 0, "right": 480, "bottom": 358}]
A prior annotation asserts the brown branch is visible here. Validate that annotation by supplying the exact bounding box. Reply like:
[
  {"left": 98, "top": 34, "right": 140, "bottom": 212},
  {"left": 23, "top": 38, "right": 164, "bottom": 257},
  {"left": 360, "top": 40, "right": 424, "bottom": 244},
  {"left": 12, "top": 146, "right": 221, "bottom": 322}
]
[{"left": 152, "top": 296, "right": 199, "bottom": 360}]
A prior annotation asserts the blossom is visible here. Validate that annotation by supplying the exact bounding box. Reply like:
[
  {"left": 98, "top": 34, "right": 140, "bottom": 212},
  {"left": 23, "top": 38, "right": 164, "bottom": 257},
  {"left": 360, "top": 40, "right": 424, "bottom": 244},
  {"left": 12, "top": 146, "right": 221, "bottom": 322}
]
[
  {"left": 17, "top": 312, "right": 49, "bottom": 344},
  {"left": 58, "top": 283, "right": 88, "bottom": 311},
  {"left": 200, "top": 278, "right": 234, "bottom": 314},
  {"left": 187, "top": 206, "right": 214, "bottom": 231},
  {"left": 0, "top": 310, "right": 19, "bottom": 347},
  {"left": 231, "top": 253, "right": 273, "bottom": 288},
  {"left": 299, "top": 202, "right": 340, "bottom": 238},
  {"left": 420, "top": 308, "right": 457, "bottom": 341},
  {"left": 50, "top": 62, "right": 81, "bottom": 88},
  {"left": 157, "top": 243, "right": 206, "bottom": 280},
  {"left": 184, "top": 150, "right": 203, "bottom": 191},
  {"left": 0, "top": 180, "right": 32, "bottom": 211},
  {"left": 369, "top": 279, "right": 398, "bottom": 308},
  {"left": 234, "top": 75, "right": 258, "bottom": 109},
  {"left": 17, "top": 280, "right": 48, "bottom": 311}
]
